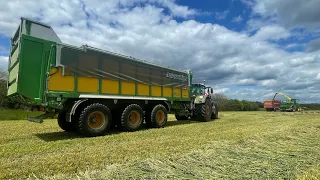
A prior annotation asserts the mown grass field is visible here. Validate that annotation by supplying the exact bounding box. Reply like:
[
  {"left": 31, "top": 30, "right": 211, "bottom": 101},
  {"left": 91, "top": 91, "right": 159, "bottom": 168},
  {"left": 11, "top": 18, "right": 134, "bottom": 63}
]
[
  {"left": 0, "top": 108, "right": 42, "bottom": 120},
  {"left": 0, "top": 110, "right": 320, "bottom": 179}
]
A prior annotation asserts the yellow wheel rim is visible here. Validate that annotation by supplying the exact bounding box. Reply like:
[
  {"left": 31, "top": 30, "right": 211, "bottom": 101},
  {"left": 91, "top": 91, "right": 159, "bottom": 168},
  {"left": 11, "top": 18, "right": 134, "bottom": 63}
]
[
  {"left": 88, "top": 111, "right": 106, "bottom": 129},
  {"left": 156, "top": 110, "right": 165, "bottom": 124},
  {"left": 128, "top": 111, "right": 141, "bottom": 126}
]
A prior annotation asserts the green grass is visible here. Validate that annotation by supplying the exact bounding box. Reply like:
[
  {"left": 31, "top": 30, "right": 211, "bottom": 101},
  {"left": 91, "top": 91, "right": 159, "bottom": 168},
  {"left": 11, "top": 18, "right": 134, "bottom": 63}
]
[
  {"left": 0, "top": 111, "right": 319, "bottom": 179},
  {"left": 0, "top": 108, "right": 42, "bottom": 120}
]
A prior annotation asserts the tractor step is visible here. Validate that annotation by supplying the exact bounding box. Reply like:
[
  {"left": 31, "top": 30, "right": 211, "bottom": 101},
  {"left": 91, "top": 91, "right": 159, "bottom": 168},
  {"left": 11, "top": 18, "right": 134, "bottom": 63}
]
[{"left": 26, "top": 112, "right": 56, "bottom": 123}]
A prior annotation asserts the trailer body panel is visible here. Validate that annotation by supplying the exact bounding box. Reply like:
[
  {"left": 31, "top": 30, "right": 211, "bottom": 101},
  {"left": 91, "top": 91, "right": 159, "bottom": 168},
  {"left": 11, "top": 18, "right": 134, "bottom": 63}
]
[
  {"left": 8, "top": 34, "right": 55, "bottom": 104},
  {"left": 46, "top": 44, "right": 191, "bottom": 102}
]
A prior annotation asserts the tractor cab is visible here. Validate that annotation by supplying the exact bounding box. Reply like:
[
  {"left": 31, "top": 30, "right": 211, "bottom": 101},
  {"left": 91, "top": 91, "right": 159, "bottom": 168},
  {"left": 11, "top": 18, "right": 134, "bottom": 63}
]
[
  {"left": 290, "top": 99, "right": 300, "bottom": 106},
  {"left": 191, "top": 83, "right": 214, "bottom": 97}
]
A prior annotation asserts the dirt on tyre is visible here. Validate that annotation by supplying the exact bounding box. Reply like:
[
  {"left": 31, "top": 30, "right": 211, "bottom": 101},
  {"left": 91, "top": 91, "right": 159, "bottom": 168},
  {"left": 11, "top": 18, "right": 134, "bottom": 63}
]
[
  {"left": 78, "top": 103, "right": 112, "bottom": 136},
  {"left": 57, "top": 110, "right": 75, "bottom": 132},
  {"left": 121, "top": 104, "right": 144, "bottom": 132},
  {"left": 149, "top": 104, "right": 168, "bottom": 128},
  {"left": 196, "top": 98, "right": 212, "bottom": 122}
]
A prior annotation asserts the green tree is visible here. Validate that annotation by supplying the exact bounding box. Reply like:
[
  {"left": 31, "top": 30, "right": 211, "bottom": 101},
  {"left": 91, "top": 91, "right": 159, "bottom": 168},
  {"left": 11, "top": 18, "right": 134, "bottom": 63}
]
[
  {"left": 0, "top": 71, "right": 8, "bottom": 107},
  {"left": 211, "top": 93, "right": 260, "bottom": 111}
]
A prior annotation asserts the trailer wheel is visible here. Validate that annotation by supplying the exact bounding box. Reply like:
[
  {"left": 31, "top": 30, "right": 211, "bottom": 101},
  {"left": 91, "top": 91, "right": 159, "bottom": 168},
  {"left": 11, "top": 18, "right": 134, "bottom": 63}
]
[
  {"left": 57, "top": 111, "right": 75, "bottom": 132},
  {"left": 150, "top": 104, "right": 168, "bottom": 128},
  {"left": 121, "top": 104, "right": 144, "bottom": 131},
  {"left": 78, "top": 103, "right": 112, "bottom": 136},
  {"left": 196, "top": 98, "right": 212, "bottom": 122}
]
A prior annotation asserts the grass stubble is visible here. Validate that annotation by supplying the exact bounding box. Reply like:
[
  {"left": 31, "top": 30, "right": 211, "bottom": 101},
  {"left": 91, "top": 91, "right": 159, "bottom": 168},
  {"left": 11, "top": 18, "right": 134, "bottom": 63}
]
[{"left": 0, "top": 110, "right": 319, "bottom": 179}]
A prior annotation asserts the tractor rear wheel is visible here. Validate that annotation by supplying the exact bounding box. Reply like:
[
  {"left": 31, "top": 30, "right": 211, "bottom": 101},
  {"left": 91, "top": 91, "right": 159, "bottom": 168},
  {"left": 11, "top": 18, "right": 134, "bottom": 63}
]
[
  {"left": 57, "top": 111, "right": 75, "bottom": 132},
  {"left": 196, "top": 98, "right": 212, "bottom": 122},
  {"left": 121, "top": 104, "right": 144, "bottom": 131},
  {"left": 78, "top": 103, "right": 112, "bottom": 136},
  {"left": 211, "top": 103, "right": 219, "bottom": 119}
]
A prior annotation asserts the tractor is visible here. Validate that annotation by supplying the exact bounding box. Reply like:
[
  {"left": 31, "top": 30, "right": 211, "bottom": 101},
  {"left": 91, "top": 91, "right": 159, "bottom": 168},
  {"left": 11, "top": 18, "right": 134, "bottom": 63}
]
[
  {"left": 264, "top": 92, "right": 301, "bottom": 112},
  {"left": 175, "top": 81, "right": 218, "bottom": 121}
]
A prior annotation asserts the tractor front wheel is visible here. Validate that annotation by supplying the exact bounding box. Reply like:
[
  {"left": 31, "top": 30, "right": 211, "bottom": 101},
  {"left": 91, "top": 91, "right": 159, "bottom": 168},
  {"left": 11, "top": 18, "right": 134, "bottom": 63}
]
[{"left": 196, "top": 98, "right": 212, "bottom": 122}]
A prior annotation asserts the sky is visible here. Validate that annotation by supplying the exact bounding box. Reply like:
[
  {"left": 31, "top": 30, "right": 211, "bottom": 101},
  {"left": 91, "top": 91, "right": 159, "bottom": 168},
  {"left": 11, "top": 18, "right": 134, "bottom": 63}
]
[{"left": 0, "top": 0, "right": 319, "bottom": 103}]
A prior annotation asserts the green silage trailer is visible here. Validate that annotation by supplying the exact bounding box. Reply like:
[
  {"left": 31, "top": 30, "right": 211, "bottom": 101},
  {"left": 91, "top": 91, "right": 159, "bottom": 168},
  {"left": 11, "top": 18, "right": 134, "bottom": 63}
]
[{"left": 7, "top": 17, "right": 219, "bottom": 136}]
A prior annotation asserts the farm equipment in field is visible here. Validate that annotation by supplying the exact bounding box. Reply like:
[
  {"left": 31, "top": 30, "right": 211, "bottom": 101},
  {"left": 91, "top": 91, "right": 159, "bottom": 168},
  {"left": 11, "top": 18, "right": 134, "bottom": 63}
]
[
  {"left": 264, "top": 92, "right": 301, "bottom": 112},
  {"left": 6, "top": 17, "right": 219, "bottom": 137},
  {"left": 263, "top": 99, "right": 281, "bottom": 111}
]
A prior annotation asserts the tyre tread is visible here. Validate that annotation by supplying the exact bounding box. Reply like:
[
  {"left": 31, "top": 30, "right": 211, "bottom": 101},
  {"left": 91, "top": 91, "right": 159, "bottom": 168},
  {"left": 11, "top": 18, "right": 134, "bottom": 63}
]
[
  {"left": 78, "top": 103, "right": 112, "bottom": 136},
  {"left": 150, "top": 104, "right": 168, "bottom": 128}
]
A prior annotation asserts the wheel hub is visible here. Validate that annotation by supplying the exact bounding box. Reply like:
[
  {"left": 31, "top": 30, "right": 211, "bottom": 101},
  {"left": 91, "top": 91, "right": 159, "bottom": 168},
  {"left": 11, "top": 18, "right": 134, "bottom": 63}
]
[
  {"left": 90, "top": 118, "right": 97, "bottom": 123},
  {"left": 88, "top": 111, "right": 106, "bottom": 129},
  {"left": 128, "top": 111, "right": 140, "bottom": 126},
  {"left": 156, "top": 110, "right": 165, "bottom": 124}
]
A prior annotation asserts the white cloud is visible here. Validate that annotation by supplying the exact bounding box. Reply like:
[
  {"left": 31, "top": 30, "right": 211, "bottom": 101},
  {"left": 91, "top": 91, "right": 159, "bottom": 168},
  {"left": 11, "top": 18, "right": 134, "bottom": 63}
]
[
  {"left": 215, "top": 11, "right": 229, "bottom": 20},
  {"left": 0, "top": 0, "right": 319, "bottom": 103},
  {"left": 160, "top": 0, "right": 198, "bottom": 18},
  {"left": 285, "top": 43, "right": 302, "bottom": 50},
  {"left": 214, "top": 88, "right": 230, "bottom": 94},
  {"left": 288, "top": 51, "right": 319, "bottom": 67},
  {"left": 252, "top": 25, "right": 291, "bottom": 41},
  {"left": 247, "top": 0, "right": 320, "bottom": 29},
  {"left": 0, "top": 56, "right": 8, "bottom": 71},
  {"left": 232, "top": 15, "right": 243, "bottom": 23},
  {"left": 307, "top": 38, "right": 320, "bottom": 52},
  {"left": 259, "top": 79, "right": 277, "bottom": 87},
  {"left": 237, "top": 79, "right": 257, "bottom": 86}
]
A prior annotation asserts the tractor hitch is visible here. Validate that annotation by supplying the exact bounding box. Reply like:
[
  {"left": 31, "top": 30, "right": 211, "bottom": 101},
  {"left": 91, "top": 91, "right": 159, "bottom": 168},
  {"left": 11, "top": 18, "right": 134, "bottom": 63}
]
[{"left": 26, "top": 112, "right": 56, "bottom": 123}]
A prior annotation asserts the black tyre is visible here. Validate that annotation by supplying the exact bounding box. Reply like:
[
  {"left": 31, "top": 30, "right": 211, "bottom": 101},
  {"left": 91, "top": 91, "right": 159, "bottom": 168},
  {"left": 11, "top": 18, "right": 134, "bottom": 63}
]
[
  {"left": 57, "top": 111, "right": 75, "bottom": 132},
  {"left": 149, "top": 104, "right": 168, "bottom": 128},
  {"left": 121, "top": 104, "right": 144, "bottom": 131},
  {"left": 211, "top": 103, "right": 219, "bottom": 119},
  {"left": 175, "top": 114, "right": 188, "bottom": 121},
  {"left": 196, "top": 98, "right": 212, "bottom": 122},
  {"left": 78, "top": 103, "right": 112, "bottom": 136}
]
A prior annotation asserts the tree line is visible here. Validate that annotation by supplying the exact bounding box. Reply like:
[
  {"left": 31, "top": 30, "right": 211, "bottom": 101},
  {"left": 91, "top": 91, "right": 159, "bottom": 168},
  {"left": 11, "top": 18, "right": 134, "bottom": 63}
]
[
  {"left": 211, "top": 93, "right": 262, "bottom": 111},
  {"left": 0, "top": 71, "right": 15, "bottom": 108}
]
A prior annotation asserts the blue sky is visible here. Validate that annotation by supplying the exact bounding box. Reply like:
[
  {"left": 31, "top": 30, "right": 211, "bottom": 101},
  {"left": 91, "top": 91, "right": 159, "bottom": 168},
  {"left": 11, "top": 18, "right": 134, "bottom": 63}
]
[
  {"left": 0, "top": 0, "right": 319, "bottom": 103},
  {"left": 178, "top": 0, "right": 249, "bottom": 30}
]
